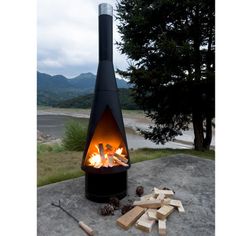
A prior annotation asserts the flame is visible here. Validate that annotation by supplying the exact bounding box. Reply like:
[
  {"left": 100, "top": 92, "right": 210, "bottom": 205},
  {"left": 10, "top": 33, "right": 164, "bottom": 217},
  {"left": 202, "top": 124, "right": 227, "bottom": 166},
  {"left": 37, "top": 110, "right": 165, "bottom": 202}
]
[
  {"left": 115, "top": 148, "right": 123, "bottom": 155},
  {"left": 89, "top": 153, "right": 101, "bottom": 166},
  {"left": 87, "top": 144, "right": 127, "bottom": 168}
]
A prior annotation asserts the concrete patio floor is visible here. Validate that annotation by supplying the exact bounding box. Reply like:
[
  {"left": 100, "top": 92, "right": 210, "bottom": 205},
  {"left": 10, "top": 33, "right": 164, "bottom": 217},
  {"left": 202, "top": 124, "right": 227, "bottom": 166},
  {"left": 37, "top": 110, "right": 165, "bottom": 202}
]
[{"left": 38, "top": 155, "right": 215, "bottom": 236}]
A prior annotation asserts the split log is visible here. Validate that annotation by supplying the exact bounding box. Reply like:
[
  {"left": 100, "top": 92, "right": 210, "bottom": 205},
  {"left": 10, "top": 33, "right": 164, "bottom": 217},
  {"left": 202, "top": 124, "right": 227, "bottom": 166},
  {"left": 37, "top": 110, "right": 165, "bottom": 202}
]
[
  {"left": 154, "top": 187, "right": 174, "bottom": 197},
  {"left": 169, "top": 199, "right": 182, "bottom": 208},
  {"left": 158, "top": 219, "right": 167, "bottom": 236},
  {"left": 177, "top": 202, "right": 185, "bottom": 213},
  {"left": 163, "top": 198, "right": 171, "bottom": 205},
  {"left": 113, "top": 156, "right": 128, "bottom": 167},
  {"left": 140, "top": 193, "right": 155, "bottom": 201},
  {"left": 135, "top": 211, "right": 156, "bottom": 232},
  {"left": 156, "top": 205, "right": 175, "bottom": 220},
  {"left": 103, "top": 158, "right": 109, "bottom": 167},
  {"left": 156, "top": 192, "right": 165, "bottom": 202},
  {"left": 113, "top": 153, "right": 128, "bottom": 163},
  {"left": 116, "top": 206, "right": 145, "bottom": 230},
  {"left": 108, "top": 155, "right": 114, "bottom": 167},
  {"left": 105, "top": 143, "right": 113, "bottom": 151},
  {"left": 147, "top": 209, "right": 158, "bottom": 221},
  {"left": 98, "top": 143, "right": 105, "bottom": 161},
  {"left": 133, "top": 199, "right": 162, "bottom": 209}
]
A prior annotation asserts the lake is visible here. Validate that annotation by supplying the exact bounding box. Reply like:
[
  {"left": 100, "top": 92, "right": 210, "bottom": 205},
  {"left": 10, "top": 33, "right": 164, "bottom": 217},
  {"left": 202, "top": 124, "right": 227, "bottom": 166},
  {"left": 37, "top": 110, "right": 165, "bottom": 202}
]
[{"left": 37, "top": 115, "right": 193, "bottom": 149}]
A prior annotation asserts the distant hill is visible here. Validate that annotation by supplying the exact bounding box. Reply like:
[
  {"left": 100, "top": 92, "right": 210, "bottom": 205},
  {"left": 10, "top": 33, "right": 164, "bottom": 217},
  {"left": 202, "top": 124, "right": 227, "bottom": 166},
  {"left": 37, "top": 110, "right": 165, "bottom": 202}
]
[
  {"left": 37, "top": 71, "right": 130, "bottom": 106},
  {"left": 54, "top": 88, "right": 139, "bottom": 110}
]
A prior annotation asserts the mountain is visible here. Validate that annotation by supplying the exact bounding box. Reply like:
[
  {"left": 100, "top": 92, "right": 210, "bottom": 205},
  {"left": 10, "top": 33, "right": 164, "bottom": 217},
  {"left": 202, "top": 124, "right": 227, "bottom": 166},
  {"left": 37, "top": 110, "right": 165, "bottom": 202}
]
[
  {"left": 55, "top": 88, "right": 138, "bottom": 110},
  {"left": 37, "top": 71, "right": 131, "bottom": 106}
]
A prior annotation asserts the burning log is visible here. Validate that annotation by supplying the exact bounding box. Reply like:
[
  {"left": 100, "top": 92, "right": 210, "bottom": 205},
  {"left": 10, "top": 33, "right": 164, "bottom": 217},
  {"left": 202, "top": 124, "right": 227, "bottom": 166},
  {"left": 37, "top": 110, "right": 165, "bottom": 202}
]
[
  {"left": 98, "top": 143, "right": 105, "bottom": 161},
  {"left": 88, "top": 143, "right": 128, "bottom": 168},
  {"left": 114, "top": 153, "right": 128, "bottom": 163},
  {"left": 103, "top": 158, "right": 109, "bottom": 167},
  {"left": 106, "top": 144, "right": 113, "bottom": 151},
  {"left": 106, "top": 143, "right": 128, "bottom": 163},
  {"left": 108, "top": 155, "right": 115, "bottom": 167},
  {"left": 113, "top": 156, "right": 129, "bottom": 167}
]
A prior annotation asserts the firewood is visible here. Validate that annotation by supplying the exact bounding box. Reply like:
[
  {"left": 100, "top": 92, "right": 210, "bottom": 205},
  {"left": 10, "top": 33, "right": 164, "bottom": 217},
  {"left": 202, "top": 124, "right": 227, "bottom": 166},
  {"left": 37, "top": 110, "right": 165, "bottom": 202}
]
[
  {"left": 140, "top": 193, "right": 155, "bottom": 201},
  {"left": 108, "top": 155, "right": 114, "bottom": 167},
  {"left": 116, "top": 206, "right": 145, "bottom": 230},
  {"left": 154, "top": 187, "right": 174, "bottom": 197},
  {"left": 113, "top": 153, "right": 128, "bottom": 163},
  {"left": 169, "top": 199, "right": 182, "bottom": 208},
  {"left": 113, "top": 156, "right": 128, "bottom": 167},
  {"left": 156, "top": 192, "right": 165, "bottom": 202},
  {"left": 98, "top": 143, "right": 105, "bottom": 161},
  {"left": 103, "top": 158, "right": 109, "bottom": 167},
  {"left": 177, "top": 201, "right": 185, "bottom": 213},
  {"left": 158, "top": 219, "right": 167, "bottom": 236},
  {"left": 94, "top": 162, "right": 103, "bottom": 168},
  {"left": 105, "top": 143, "right": 113, "bottom": 151},
  {"left": 163, "top": 198, "right": 171, "bottom": 205},
  {"left": 133, "top": 199, "right": 162, "bottom": 208},
  {"left": 147, "top": 209, "right": 158, "bottom": 221},
  {"left": 135, "top": 211, "right": 156, "bottom": 232},
  {"left": 156, "top": 205, "right": 175, "bottom": 220}
]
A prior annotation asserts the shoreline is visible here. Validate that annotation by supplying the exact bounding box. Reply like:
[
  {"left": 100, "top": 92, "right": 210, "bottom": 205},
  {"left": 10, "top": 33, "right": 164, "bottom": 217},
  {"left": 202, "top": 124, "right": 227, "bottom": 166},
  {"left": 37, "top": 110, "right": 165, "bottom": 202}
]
[{"left": 37, "top": 107, "right": 215, "bottom": 149}]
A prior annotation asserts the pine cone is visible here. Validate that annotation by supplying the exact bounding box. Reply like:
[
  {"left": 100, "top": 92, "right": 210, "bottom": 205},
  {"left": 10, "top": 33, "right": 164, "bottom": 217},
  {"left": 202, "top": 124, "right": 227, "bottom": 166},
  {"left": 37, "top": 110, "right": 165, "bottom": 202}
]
[
  {"left": 109, "top": 197, "right": 120, "bottom": 210},
  {"left": 136, "top": 186, "right": 144, "bottom": 197},
  {"left": 121, "top": 204, "right": 134, "bottom": 215},
  {"left": 100, "top": 204, "right": 114, "bottom": 216}
]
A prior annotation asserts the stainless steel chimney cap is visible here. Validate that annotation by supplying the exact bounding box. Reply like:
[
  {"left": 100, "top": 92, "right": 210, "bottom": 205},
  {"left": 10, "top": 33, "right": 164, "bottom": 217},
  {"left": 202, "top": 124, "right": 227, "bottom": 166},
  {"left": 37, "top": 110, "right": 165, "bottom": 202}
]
[{"left": 99, "top": 3, "right": 113, "bottom": 16}]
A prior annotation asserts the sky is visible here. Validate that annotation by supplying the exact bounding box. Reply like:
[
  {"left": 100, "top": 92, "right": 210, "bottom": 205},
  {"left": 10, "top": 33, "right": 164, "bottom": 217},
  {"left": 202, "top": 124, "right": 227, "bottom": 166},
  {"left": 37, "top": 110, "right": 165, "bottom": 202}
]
[{"left": 37, "top": 0, "right": 129, "bottom": 78}]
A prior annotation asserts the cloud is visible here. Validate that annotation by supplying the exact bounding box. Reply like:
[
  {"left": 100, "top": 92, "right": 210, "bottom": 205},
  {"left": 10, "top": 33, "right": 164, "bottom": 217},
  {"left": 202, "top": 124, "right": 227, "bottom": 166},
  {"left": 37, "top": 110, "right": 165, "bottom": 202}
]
[{"left": 37, "top": 0, "right": 128, "bottom": 77}]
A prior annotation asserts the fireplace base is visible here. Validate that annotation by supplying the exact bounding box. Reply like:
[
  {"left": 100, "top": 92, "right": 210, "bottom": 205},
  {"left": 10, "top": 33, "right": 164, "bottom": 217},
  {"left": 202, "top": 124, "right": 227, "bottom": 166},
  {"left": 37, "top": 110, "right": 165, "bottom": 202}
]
[{"left": 85, "top": 171, "right": 127, "bottom": 203}]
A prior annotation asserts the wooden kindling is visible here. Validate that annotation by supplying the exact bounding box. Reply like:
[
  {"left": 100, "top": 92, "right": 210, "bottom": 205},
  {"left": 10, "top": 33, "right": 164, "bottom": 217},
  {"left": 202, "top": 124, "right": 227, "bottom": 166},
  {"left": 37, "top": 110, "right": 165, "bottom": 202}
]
[
  {"left": 158, "top": 219, "right": 167, "bottom": 236},
  {"left": 106, "top": 143, "right": 128, "bottom": 163},
  {"left": 133, "top": 199, "right": 162, "bottom": 209},
  {"left": 135, "top": 211, "right": 156, "bottom": 232},
  {"left": 114, "top": 153, "right": 128, "bottom": 163},
  {"left": 113, "top": 156, "right": 128, "bottom": 167},
  {"left": 98, "top": 143, "right": 105, "bottom": 161},
  {"left": 116, "top": 206, "right": 145, "bottom": 230},
  {"left": 156, "top": 205, "right": 175, "bottom": 220}
]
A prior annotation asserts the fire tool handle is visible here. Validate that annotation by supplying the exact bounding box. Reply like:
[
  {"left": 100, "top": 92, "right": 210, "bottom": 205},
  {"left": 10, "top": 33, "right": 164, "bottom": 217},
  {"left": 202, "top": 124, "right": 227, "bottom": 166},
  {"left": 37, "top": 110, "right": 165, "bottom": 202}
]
[{"left": 79, "top": 221, "right": 94, "bottom": 236}]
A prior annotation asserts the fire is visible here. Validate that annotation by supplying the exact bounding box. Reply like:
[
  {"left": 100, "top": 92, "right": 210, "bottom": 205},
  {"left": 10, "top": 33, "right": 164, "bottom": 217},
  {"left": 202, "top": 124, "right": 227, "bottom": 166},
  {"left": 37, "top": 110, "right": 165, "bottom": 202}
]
[
  {"left": 89, "top": 153, "right": 102, "bottom": 166},
  {"left": 87, "top": 143, "right": 128, "bottom": 168}
]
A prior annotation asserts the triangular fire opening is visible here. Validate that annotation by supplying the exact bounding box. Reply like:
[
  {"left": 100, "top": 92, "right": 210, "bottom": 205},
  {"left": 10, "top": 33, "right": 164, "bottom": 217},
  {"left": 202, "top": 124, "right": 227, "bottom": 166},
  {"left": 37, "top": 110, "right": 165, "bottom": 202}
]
[{"left": 83, "top": 107, "right": 128, "bottom": 168}]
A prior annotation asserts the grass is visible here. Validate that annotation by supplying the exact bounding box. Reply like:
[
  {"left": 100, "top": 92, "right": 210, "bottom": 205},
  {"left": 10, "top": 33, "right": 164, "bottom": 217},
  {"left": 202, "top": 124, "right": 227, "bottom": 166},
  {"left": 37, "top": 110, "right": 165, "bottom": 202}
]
[{"left": 37, "top": 143, "right": 215, "bottom": 187}]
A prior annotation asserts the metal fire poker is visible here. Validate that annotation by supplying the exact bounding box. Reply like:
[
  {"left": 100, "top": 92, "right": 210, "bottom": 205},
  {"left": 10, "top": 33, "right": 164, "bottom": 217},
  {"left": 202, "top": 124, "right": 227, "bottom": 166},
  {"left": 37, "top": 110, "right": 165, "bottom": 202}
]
[{"left": 51, "top": 200, "right": 94, "bottom": 236}]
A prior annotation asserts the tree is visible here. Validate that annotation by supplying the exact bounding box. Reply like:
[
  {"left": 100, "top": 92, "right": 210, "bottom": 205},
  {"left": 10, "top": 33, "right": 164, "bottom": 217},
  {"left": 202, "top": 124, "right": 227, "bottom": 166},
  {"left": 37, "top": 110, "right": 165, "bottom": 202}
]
[{"left": 116, "top": 0, "right": 215, "bottom": 150}]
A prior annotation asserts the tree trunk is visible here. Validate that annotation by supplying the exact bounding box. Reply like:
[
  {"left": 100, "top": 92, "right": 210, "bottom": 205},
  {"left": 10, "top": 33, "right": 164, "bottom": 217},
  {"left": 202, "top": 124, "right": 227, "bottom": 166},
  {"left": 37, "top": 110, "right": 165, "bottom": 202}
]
[
  {"left": 203, "top": 116, "right": 212, "bottom": 150},
  {"left": 192, "top": 112, "right": 204, "bottom": 151}
]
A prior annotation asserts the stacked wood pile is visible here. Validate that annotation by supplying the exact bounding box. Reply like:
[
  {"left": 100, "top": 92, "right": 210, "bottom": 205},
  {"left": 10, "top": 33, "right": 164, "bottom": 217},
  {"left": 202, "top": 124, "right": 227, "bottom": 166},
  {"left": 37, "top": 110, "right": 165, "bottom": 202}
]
[{"left": 116, "top": 187, "right": 185, "bottom": 235}]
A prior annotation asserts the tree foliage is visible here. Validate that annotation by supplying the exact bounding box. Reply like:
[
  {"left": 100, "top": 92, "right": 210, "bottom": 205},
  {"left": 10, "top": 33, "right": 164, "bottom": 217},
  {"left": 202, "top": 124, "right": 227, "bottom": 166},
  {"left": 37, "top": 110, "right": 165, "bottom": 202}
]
[{"left": 116, "top": 0, "right": 215, "bottom": 150}]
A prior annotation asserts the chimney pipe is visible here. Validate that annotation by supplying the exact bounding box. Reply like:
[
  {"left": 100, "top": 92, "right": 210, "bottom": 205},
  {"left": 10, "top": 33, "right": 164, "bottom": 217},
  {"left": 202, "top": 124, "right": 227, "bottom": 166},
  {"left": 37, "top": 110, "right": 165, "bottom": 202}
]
[{"left": 98, "top": 3, "right": 113, "bottom": 62}]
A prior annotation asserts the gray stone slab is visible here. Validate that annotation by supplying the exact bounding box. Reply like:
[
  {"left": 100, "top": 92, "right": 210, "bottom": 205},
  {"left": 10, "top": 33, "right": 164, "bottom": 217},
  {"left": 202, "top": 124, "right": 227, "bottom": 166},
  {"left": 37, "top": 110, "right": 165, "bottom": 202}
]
[{"left": 38, "top": 155, "right": 215, "bottom": 236}]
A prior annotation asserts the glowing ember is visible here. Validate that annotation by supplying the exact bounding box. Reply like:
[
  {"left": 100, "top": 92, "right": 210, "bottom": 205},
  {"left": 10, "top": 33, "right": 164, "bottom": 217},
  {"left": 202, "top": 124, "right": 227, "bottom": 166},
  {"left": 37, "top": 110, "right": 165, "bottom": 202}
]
[{"left": 87, "top": 143, "right": 128, "bottom": 168}]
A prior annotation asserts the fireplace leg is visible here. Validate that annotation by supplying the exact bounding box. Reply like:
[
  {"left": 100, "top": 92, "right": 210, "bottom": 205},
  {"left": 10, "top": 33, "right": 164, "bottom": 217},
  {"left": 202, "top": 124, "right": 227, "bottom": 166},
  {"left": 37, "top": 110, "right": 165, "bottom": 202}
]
[{"left": 85, "top": 171, "right": 127, "bottom": 203}]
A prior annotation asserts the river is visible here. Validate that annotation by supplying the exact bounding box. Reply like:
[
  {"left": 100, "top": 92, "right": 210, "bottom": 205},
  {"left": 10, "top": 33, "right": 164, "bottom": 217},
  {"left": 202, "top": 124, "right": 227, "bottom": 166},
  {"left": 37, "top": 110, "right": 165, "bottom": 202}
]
[{"left": 37, "top": 114, "right": 196, "bottom": 149}]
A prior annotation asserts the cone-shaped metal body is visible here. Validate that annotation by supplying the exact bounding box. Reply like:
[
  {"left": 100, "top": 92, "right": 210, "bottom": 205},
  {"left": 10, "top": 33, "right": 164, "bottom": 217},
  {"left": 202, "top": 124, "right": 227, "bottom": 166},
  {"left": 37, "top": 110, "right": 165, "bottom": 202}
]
[{"left": 81, "top": 3, "right": 130, "bottom": 202}]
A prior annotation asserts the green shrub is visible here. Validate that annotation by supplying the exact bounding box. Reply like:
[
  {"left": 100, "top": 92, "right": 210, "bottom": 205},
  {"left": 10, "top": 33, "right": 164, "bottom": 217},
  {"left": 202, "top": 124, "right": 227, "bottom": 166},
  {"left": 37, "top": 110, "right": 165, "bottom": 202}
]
[
  {"left": 37, "top": 143, "right": 65, "bottom": 155},
  {"left": 62, "top": 120, "right": 87, "bottom": 151}
]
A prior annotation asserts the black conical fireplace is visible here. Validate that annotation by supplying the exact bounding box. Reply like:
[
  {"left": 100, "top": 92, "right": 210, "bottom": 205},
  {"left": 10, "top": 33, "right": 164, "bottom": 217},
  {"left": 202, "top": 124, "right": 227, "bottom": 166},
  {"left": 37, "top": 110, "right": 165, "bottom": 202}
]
[{"left": 81, "top": 3, "right": 130, "bottom": 203}]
